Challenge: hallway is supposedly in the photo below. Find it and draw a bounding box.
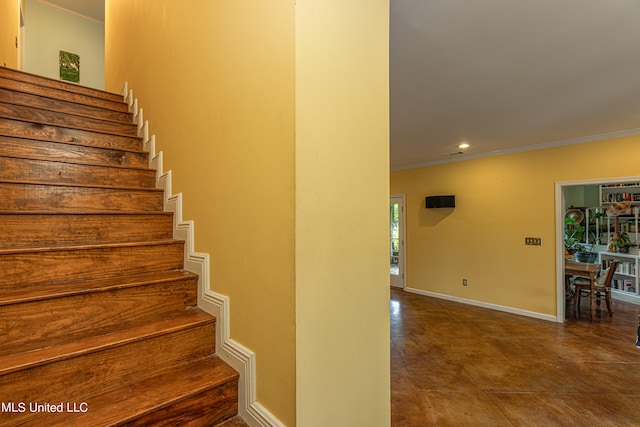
[391,289,640,426]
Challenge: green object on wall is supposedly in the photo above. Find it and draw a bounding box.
[59,50,79,83]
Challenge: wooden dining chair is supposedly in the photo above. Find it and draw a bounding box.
[573,259,618,318]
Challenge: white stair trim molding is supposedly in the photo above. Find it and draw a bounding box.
[127,90,134,112]
[123,83,283,427]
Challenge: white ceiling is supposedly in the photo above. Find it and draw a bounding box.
[39,1,640,170]
[42,0,104,23]
[390,0,640,169]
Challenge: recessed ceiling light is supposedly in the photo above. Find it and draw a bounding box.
[458,142,470,149]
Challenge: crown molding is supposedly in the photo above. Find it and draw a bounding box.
[39,0,105,25]
[391,128,640,171]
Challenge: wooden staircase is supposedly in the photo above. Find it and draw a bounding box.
[0,67,239,426]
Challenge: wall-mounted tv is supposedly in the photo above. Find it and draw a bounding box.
[425,195,455,208]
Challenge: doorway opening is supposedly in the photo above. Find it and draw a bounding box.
[556,176,640,321]
[390,194,406,289]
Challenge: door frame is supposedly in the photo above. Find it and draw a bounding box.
[555,175,640,322]
[390,194,406,289]
[19,4,24,71]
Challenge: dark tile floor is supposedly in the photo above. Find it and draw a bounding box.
[391,289,640,426]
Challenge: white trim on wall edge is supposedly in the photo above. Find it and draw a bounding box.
[611,290,640,304]
[404,287,557,323]
[123,84,284,427]
[38,0,105,25]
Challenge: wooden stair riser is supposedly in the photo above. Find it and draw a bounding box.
[0,85,133,123]
[0,322,216,405]
[1,357,238,427]
[121,381,238,427]
[0,66,124,103]
[0,77,127,113]
[0,102,139,137]
[0,135,149,169]
[0,67,240,426]
[0,118,142,151]
[7,381,239,427]
[0,242,185,288]
[0,183,164,213]
[0,213,173,248]
[0,157,156,188]
[0,279,199,349]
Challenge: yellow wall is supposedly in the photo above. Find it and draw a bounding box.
[105,0,296,423]
[105,0,389,425]
[0,0,19,68]
[295,0,390,425]
[391,134,640,317]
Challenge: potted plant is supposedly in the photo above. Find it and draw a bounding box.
[575,243,598,263]
[613,232,634,253]
[564,217,585,255]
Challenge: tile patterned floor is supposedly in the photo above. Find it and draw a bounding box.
[391,289,640,426]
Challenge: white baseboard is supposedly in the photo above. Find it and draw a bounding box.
[404,287,557,322]
[612,289,640,305]
[124,84,284,427]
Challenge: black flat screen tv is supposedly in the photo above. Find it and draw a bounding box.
[425,195,455,208]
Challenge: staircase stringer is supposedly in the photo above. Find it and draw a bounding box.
[125,83,284,427]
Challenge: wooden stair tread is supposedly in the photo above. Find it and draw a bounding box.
[0,210,172,216]
[0,308,214,375]
[0,179,163,192]
[0,77,128,114]
[0,133,145,154]
[0,66,124,103]
[0,183,165,213]
[0,85,133,124]
[0,118,143,152]
[0,212,174,249]
[45,357,238,427]
[0,238,183,255]
[0,150,153,172]
[0,241,185,289]
[0,134,149,169]
[0,102,139,137]
[0,157,156,189]
[0,270,197,306]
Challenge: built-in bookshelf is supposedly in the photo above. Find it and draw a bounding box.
[600,182,640,204]
[592,183,640,246]
[599,251,640,303]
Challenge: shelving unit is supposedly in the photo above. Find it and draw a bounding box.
[599,251,640,304]
[600,182,640,204]
[590,183,640,246]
